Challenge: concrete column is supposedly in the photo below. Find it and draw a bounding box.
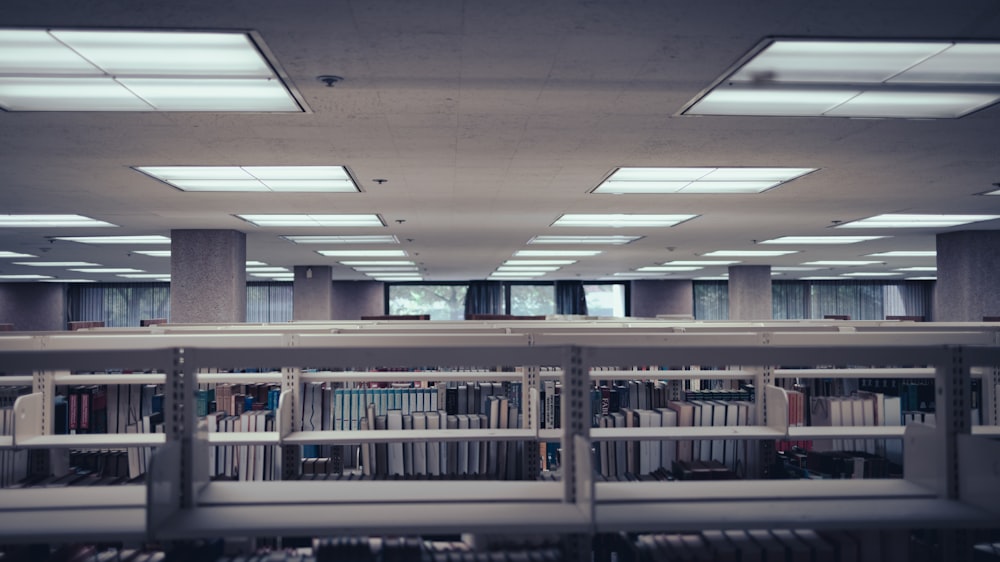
[935,230,1000,321]
[630,280,693,319]
[0,283,66,331]
[293,266,333,321]
[170,229,246,323]
[728,265,772,320]
[331,281,385,320]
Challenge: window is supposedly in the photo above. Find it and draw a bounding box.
[246,282,292,322]
[69,283,170,327]
[509,285,556,316]
[388,284,468,320]
[583,284,627,317]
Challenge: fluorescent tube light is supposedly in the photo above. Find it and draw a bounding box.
[758,236,886,244]
[372,277,422,282]
[664,260,741,266]
[15,261,100,267]
[772,266,824,271]
[0,251,36,258]
[840,272,900,277]
[693,276,729,281]
[895,266,937,272]
[0,274,52,279]
[803,260,882,266]
[0,214,116,227]
[684,39,1000,119]
[352,267,419,272]
[69,268,145,273]
[595,167,816,194]
[133,250,171,257]
[363,272,420,277]
[246,261,268,266]
[836,214,1000,228]
[246,267,289,273]
[552,214,698,227]
[906,277,937,281]
[490,272,545,277]
[284,235,399,244]
[703,250,798,257]
[635,266,704,272]
[54,235,171,244]
[40,278,96,283]
[799,277,845,280]
[866,250,937,257]
[250,273,294,279]
[514,250,602,257]
[237,214,385,227]
[137,166,359,193]
[118,274,171,279]
[612,272,666,277]
[317,250,408,257]
[504,260,578,266]
[527,235,640,245]
[339,261,416,266]
[0,29,303,112]
[496,266,562,272]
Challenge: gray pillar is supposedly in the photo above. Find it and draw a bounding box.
[728,265,772,320]
[331,281,385,320]
[630,280,693,319]
[170,229,246,323]
[0,283,66,331]
[935,230,1000,321]
[293,266,334,321]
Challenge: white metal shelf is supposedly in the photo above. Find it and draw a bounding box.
[283,428,536,445]
[591,426,784,440]
[16,433,165,449]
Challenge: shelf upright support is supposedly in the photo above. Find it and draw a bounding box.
[168,347,197,508]
[281,366,302,480]
[560,346,593,562]
[936,346,974,562]
[523,365,541,481]
[31,370,64,475]
[755,331,775,479]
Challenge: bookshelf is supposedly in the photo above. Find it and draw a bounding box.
[0,321,998,560]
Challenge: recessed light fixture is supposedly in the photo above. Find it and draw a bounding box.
[246,267,289,273]
[693,276,730,281]
[353,267,419,272]
[594,167,816,194]
[317,250,408,257]
[799,276,845,281]
[772,266,824,271]
[664,260,742,266]
[250,273,294,279]
[0,251,36,258]
[703,250,798,257]
[611,272,668,277]
[15,261,100,267]
[363,271,421,277]
[0,214,116,227]
[372,277,423,282]
[836,214,1000,228]
[136,166,358,193]
[245,261,267,267]
[496,266,562,272]
[758,235,887,244]
[237,214,385,227]
[0,29,303,112]
[69,268,145,273]
[895,266,937,272]
[133,250,172,257]
[514,250,602,257]
[803,260,882,266]
[490,272,546,277]
[339,260,416,266]
[0,274,52,279]
[907,277,938,281]
[552,214,698,228]
[528,235,641,245]
[118,273,171,279]
[284,235,399,244]
[840,272,900,277]
[504,260,577,266]
[39,278,95,283]
[866,250,937,257]
[635,266,704,272]
[53,235,170,244]
[684,39,1000,119]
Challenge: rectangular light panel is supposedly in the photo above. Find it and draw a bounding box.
[595,167,816,194]
[0,29,302,112]
[40,278,96,283]
[133,250,172,257]
[353,267,419,272]
[0,214,116,227]
[318,250,408,257]
[0,274,52,279]
[803,260,882,266]
[137,166,359,193]
[237,214,385,227]
[664,260,741,266]
[245,267,289,272]
[0,251,36,258]
[69,268,144,273]
[840,272,900,277]
[504,260,577,266]
[867,250,936,257]
[703,250,798,257]
[684,39,1000,119]
[284,235,399,244]
[836,214,1000,228]
[635,266,704,272]
[758,236,887,244]
[528,235,641,245]
[490,272,545,277]
[117,273,170,279]
[514,250,602,257]
[339,261,415,266]
[895,266,937,271]
[15,261,100,267]
[497,266,562,272]
[552,214,697,227]
[54,235,171,244]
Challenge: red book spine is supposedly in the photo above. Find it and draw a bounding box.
[69,392,79,433]
[81,391,91,431]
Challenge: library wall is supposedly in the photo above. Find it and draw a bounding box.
[0,282,65,331]
[293,265,333,321]
[935,230,1000,321]
[331,281,385,320]
[629,279,693,318]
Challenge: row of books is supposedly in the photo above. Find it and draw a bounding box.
[205,409,280,481]
[778,448,894,479]
[0,404,29,487]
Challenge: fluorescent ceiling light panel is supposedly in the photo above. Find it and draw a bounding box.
[693,276,729,281]
[635,266,704,272]
[612,272,666,277]
[0,214,116,227]
[352,267,419,272]
[504,260,577,266]
[867,250,937,257]
[552,214,697,228]
[496,266,562,272]
[363,272,420,277]
[237,214,385,228]
[841,272,900,277]
[118,274,170,279]
[803,260,882,266]
[528,235,640,245]
[250,273,293,279]
[54,235,171,244]
[246,267,289,272]
[703,250,798,257]
[40,278,95,283]
[490,272,545,277]
[772,266,824,271]
[684,39,1000,118]
[664,260,741,266]
[836,214,1000,228]
[284,235,399,244]
[133,250,171,257]
[69,268,144,273]
[759,235,887,244]
[595,167,815,194]
[0,274,52,279]
[514,250,602,257]
[317,250,408,257]
[339,260,415,266]
[137,166,358,193]
[907,277,937,281]
[374,278,423,282]
[895,266,937,271]
[0,29,302,112]
[15,261,100,267]
[799,277,845,280]
[0,251,36,258]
